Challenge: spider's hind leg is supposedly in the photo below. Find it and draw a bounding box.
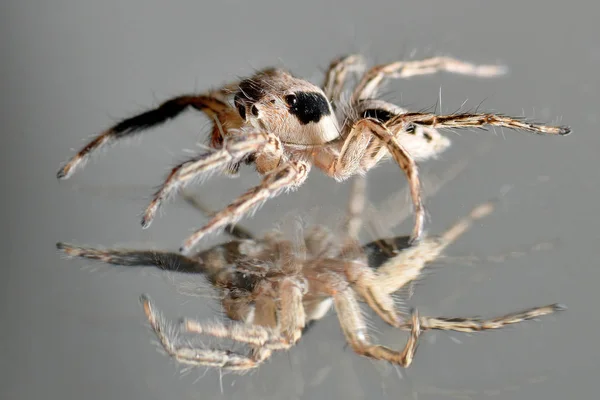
[57,80,244,180]
[56,243,204,273]
[179,159,310,255]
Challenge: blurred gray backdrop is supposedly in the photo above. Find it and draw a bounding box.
[2,1,599,399]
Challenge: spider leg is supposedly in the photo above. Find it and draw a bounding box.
[322,54,366,105]
[352,56,507,102]
[183,284,293,351]
[333,288,422,367]
[342,175,367,240]
[374,200,496,295]
[182,319,289,349]
[149,278,306,371]
[142,131,283,228]
[179,160,310,255]
[365,147,482,237]
[56,242,203,273]
[388,112,571,136]
[55,242,253,290]
[413,303,565,333]
[347,199,495,329]
[368,304,564,366]
[140,295,273,371]
[56,86,242,179]
[180,190,255,240]
[326,118,424,243]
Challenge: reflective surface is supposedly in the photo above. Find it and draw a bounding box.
[2,1,598,399]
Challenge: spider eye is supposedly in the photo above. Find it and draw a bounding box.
[285,94,297,106]
[423,132,433,141]
[237,103,246,120]
[405,123,416,134]
[251,105,259,117]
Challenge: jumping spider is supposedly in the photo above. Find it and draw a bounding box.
[57,54,570,254]
[57,178,563,371]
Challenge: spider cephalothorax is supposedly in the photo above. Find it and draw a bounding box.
[234,68,339,145]
[57,179,564,372]
[57,54,570,254]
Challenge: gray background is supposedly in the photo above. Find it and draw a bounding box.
[2,1,598,399]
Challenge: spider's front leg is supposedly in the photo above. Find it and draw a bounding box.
[142,131,283,228]
[322,117,424,243]
[140,295,275,371]
[179,158,311,255]
[56,78,248,179]
[181,191,255,240]
[146,278,307,371]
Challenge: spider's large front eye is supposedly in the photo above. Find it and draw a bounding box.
[251,105,259,117]
[285,94,297,106]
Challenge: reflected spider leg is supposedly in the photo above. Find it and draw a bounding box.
[372,200,497,298]
[339,178,563,365]
[180,190,255,240]
[141,295,277,371]
[334,289,422,367]
[411,304,565,334]
[140,273,306,371]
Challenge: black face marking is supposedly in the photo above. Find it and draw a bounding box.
[362,108,394,123]
[423,131,433,141]
[287,91,331,125]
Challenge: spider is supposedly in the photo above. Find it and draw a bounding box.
[56,177,563,371]
[56,54,571,254]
